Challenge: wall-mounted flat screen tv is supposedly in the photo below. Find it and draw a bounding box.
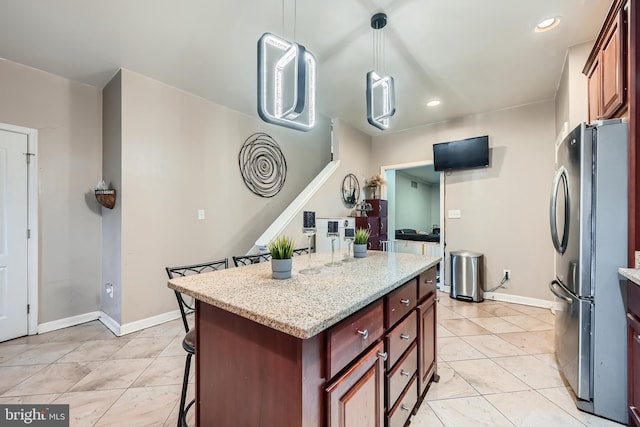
[433,135,489,172]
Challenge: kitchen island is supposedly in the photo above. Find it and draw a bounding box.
[168,251,440,427]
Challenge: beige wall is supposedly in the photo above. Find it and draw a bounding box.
[555,41,592,137]
[0,58,103,323]
[282,119,373,247]
[372,101,556,301]
[106,69,331,324]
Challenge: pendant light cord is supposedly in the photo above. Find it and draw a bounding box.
[282,0,297,41]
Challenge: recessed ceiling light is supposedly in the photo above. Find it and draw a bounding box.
[426,100,441,107]
[535,17,560,32]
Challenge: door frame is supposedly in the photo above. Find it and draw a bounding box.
[0,122,38,335]
[380,160,445,288]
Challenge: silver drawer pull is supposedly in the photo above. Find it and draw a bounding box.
[426,279,434,284]
[357,329,369,340]
[400,299,410,306]
[635,334,640,344]
[400,404,410,412]
[400,370,410,377]
[377,351,388,361]
[400,334,410,341]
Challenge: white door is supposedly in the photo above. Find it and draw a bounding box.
[0,129,28,342]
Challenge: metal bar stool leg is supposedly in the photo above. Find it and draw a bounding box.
[178,352,192,427]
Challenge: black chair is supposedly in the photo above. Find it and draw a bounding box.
[292,247,310,256]
[166,258,228,427]
[232,253,271,267]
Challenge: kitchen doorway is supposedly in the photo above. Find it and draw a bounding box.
[380,161,446,290]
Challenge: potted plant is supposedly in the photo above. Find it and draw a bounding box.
[353,228,370,258]
[268,235,295,279]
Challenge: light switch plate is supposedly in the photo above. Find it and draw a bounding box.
[448,209,461,219]
[198,209,205,220]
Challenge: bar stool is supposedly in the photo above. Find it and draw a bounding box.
[166,258,228,427]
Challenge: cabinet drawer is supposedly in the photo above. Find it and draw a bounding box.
[386,279,417,328]
[387,375,418,427]
[386,310,417,369]
[366,199,388,217]
[386,342,417,409]
[327,300,384,379]
[418,267,437,301]
[630,282,640,317]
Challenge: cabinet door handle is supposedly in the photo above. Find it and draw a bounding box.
[426,279,434,284]
[400,370,410,377]
[634,334,640,344]
[357,329,369,340]
[400,404,410,412]
[377,351,388,361]
[368,241,372,249]
[400,299,410,306]
[400,334,410,341]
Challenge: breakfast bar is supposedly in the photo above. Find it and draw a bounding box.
[168,251,440,427]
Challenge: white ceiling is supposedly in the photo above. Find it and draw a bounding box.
[0,0,610,136]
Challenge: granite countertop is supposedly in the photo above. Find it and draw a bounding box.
[168,251,440,339]
[619,268,640,286]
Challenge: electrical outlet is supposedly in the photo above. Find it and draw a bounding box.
[503,270,511,280]
[198,209,206,220]
[105,283,113,298]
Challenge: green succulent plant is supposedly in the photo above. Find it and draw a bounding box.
[354,228,371,245]
[268,235,295,259]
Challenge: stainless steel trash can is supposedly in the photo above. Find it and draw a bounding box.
[450,250,484,302]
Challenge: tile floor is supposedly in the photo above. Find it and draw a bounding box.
[0,292,626,426]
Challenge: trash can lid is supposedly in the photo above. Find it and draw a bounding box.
[450,250,483,258]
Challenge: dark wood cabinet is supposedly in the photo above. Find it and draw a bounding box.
[628,282,640,426]
[418,293,437,396]
[356,199,388,250]
[585,1,627,122]
[326,342,385,427]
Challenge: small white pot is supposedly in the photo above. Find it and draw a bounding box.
[353,244,367,258]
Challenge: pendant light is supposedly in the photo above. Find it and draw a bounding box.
[257,1,316,132]
[366,12,396,130]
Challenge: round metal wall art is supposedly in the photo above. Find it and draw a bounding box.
[238,133,287,198]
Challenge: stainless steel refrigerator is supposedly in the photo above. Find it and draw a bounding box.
[549,120,628,424]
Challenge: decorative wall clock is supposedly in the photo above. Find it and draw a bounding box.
[341,173,360,208]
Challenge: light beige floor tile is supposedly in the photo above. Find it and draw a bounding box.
[497,330,555,354]
[537,387,625,426]
[91,329,139,341]
[6,329,67,345]
[468,317,525,334]
[486,389,584,426]
[427,396,514,427]
[93,385,181,427]
[425,362,479,401]
[462,335,527,358]
[131,356,184,387]
[163,386,195,427]
[439,319,492,336]
[109,337,173,360]
[48,321,107,343]
[2,363,93,396]
[448,304,494,318]
[158,335,188,357]
[437,325,454,338]
[135,320,184,338]
[1,342,81,366]
[57,339,128,363]
[510,304,554,317]
[437,337,486,362]
[70,358,153,392]
[0,364,47,394]
[0,394,60,404]
[493,355,565,389]
[536,310,556,325]
[409,401,445,427]
[54,389,125,427]
[436,306,465,320]
[0,344,32,364]
[448,359,529,394]
[500,315,554,331]
[475,304,523,317]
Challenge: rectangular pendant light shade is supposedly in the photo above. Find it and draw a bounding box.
[366,70,396,130]
[258,33,316,131]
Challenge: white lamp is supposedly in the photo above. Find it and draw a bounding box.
[366,13,396,130]
[258,33,316,131]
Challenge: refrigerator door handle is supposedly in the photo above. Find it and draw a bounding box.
[550,167,570,255]
[549,280,572,303]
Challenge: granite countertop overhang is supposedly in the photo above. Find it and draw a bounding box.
[619,267,640,286]
[168,251,440,339]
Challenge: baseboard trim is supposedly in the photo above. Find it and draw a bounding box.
[38,311,101,334]
[481,292,553,308]
[99,310,182,336]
